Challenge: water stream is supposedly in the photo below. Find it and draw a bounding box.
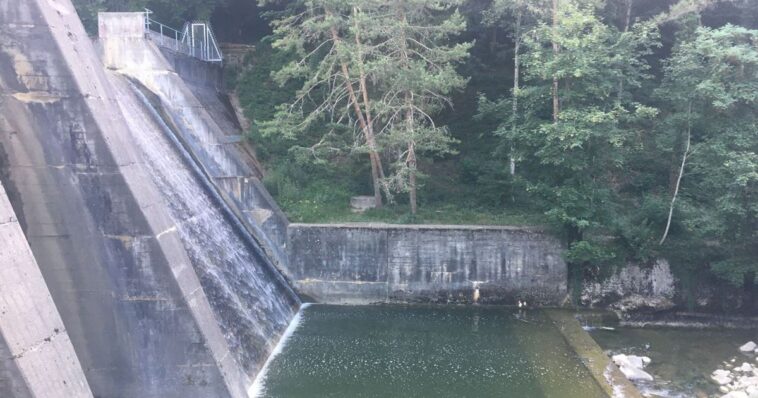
[109,72,298,375]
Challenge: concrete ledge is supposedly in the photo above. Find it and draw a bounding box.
[544,310,643,398]
[295,280,389,304]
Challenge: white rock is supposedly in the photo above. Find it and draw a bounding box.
[713,369,734,385]
[740,363,754,372]
[627,355,646,369]
[619,365,654,382]
[721,386,731,393]
[721,391,748,398]
[740,342,757,352]
[734,375,758,390]
[641,356,651,365]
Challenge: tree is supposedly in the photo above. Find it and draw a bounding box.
[656,24,758,307]
[265,0,470,214]
[373,0,471,215]
[482,0,660,299]
[263,0,390,208]
[481,0,534,177]
[72,0,225,34]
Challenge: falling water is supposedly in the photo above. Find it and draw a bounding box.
[108,73,299,376]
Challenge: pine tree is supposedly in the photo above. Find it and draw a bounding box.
[263,0,390,208]
[372,0,471,215]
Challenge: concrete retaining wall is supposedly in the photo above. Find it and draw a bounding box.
[288,224,568,305]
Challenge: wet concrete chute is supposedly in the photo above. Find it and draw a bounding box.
[0,2,652,398]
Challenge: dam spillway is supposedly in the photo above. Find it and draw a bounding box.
[0,3,613,398]
[0,2,299,397]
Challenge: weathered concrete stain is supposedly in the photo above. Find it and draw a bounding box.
[0,2,259,397]
[0,179,92,398]
[288,223,568,305]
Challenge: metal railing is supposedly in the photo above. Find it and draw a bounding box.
[143,9,223,63]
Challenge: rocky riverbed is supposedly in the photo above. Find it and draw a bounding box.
[708,341,758,398]
[591,327,757,398]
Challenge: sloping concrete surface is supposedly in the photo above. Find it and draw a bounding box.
[106,70,299,381]
[0,181,92,398]
[0,1,265,396]
[96,13,291,277]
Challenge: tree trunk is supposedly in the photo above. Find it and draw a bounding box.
[408,143,417,215]
[353,7,391,204]
[397,6,418,215]
[405,92,417,215]
[618,0,633,99]
[552,0,560,122]
[660,101,692,245]
[510,9,522,176]
[329,23,385,208]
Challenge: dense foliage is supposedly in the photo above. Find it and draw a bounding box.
[73,0,227,33]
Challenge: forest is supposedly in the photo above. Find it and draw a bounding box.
[73,0,757,308]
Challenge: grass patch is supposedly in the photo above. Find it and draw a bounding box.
[281,198,546,226]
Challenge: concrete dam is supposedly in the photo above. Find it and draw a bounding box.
[0,2,569,397]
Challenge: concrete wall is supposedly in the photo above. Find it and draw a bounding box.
[0,181,92,398]
[288,224,568,305]
[0,3,277,397]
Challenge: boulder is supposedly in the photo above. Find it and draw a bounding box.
[734,376,758,390]
[349,196,377,213]
[619,365,654,382]
[613,353,654,382]
[713,369,733,385]
[739,363,754,373]
[740,342,757,352]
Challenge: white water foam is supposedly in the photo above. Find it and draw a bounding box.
[248,302,313,398]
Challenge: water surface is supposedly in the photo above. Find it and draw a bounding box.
[257,304,607,398]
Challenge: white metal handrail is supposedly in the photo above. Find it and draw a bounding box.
[143,9,223,63]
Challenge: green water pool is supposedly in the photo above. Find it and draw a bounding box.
[253,304,607,398]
